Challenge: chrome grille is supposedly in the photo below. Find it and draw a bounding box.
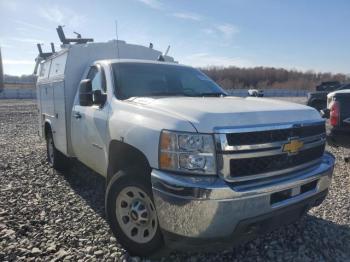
[226,124,325,146]
[215,121,326,182]
[229,144,325,178]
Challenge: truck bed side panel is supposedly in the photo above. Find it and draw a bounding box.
[37,52,69,156]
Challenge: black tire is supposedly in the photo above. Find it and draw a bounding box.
[46,131,70,171]
[105,169,163,257]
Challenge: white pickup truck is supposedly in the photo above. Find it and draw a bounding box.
[36,39,335,256]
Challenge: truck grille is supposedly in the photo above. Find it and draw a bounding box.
[226,124,325,146]
[215,121,326,182]
[229,144,325,178]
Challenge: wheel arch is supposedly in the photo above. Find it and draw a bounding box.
[44,120,52,140]
[107,140,152,184]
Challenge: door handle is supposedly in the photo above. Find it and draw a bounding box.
[74,112,82,119]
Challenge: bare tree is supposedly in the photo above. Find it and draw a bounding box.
[201,66,349,90]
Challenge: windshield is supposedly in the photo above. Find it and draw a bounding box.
[112,62,227,99]
[338,84,350,90]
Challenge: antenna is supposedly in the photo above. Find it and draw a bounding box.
[0,47,4,92]
[115,20,120,59]
[114,20,122,92]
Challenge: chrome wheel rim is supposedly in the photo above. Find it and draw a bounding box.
[47,137,54,164]
[116,186,158,244]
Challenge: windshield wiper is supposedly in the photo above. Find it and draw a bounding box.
[195,92,227,97]
[147,92,227,97]
[148,92,186,97]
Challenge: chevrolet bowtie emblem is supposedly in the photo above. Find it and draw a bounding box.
[283,138,304,154]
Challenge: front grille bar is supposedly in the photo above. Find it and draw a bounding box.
[214,120,325,152]
[215,133,326,159]
[214,121,326,183]
[218,156,322,182]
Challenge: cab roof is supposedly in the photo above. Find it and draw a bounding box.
[95,59,188,68]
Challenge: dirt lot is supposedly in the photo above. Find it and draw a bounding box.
[0,99,349,262]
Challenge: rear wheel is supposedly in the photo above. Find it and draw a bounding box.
[105,169,163,256]
[46,131,70,171]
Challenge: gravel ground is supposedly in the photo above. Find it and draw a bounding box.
[0,99,349,262]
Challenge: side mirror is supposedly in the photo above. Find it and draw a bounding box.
[92,90,107,106]
[321,108,330,119]
[79,79,92,106]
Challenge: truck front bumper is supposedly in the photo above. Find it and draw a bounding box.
[151,153,335,249]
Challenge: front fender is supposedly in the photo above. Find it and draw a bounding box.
[107,99,196,168]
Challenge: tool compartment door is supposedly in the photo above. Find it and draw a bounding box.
[37,60,54,138]
[49,53,68,155]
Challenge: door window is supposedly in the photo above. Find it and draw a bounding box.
[87,65,107,105]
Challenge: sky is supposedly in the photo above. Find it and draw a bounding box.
[0,0,349,76]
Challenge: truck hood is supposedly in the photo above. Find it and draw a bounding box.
[308,91,328,97]
[128,96,321,133]
[328,89,350,97]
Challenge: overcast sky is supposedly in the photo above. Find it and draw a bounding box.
[1,0,349,76]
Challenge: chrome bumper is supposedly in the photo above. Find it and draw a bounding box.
[151,153,335,242]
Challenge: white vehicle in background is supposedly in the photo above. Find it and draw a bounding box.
[36,27,335,257]
[248,88,264,97]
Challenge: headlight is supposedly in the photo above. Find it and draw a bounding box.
[159,130,216,175]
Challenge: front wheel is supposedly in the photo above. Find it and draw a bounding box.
[105,169,163,256]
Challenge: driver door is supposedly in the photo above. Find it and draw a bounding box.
[71,65,109,175]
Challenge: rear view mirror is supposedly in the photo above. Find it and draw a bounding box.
[321,108,330,119]
[79,79,92,106]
